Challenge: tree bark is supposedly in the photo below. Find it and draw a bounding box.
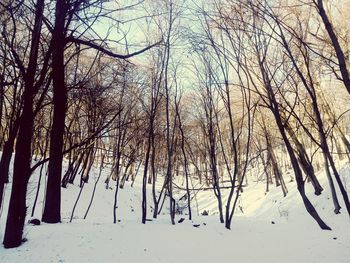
[316,0,350,94]
[42,0,68,224]
[3,0,45,248]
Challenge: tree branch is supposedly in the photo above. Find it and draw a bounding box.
[65,36,162,59]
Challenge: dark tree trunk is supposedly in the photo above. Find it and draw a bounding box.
[277,19,347,216]
[3,64,33,247]
[312,103,346,214]
[0,102,21,211]
[261,154,270,193]
[297,154,323,195]
[31,163,46,217]
[3,173,30,248]
[316,0,350,95]
[69,152,85,184]
[62,152,79,187]
[3,0,45,248]
[142,129,152,224]
[176,102,192,220]
[0,144,13,209]
[273,108,331,230]
[84,156,105,219]
[284,123,323,195]
[0,128,17,183]
[42,0,67,224]
[151,136,160,219]
[323,156,341,213]
[266,134,287,197]
[257,56,331,230]
[70,181,85,222]
[209,134,224,224]
[0,85,3,148]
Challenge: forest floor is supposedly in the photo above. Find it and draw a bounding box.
[0,160,350,263]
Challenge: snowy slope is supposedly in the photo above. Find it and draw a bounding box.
[0,160,349,263]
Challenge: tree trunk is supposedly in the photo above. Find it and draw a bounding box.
[42,0,67,224]
[3,0,45,248]
[317,0,350,94]
[258,57,331,229]
[274,110,331,229]
[0,121,19,184]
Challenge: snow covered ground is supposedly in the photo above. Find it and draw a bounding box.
[0,161,350,263]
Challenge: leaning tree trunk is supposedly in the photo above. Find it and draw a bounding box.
[270,104,331,230]
[273,109,331,229]
[3,0,45,248]
[258,57,331,229]
[313,103,349,216]
[284,123,323,195]
[316,0,350,95]
[266,134,288,197]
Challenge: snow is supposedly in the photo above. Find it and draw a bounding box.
[0,160,350,263]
